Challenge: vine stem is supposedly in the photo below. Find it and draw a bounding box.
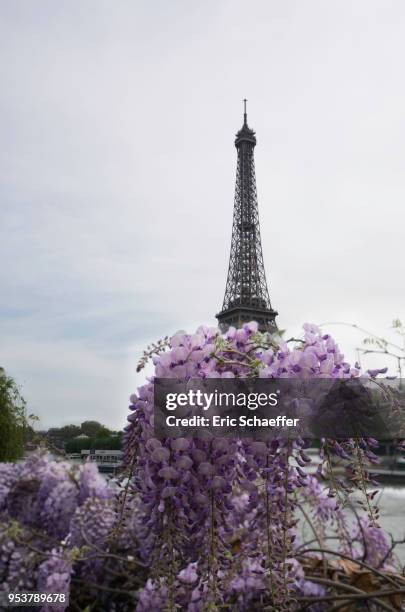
[354,439,377,527]
[294,588,403,610]
[294,494,328,577]
[207,488,218,610]
[211,354,253,369]
[296,549,402,588]
[317,321,404,353]
[166,503,176,612]
[281,441,292,608]
[303,574,393,601]
[265,453,275,601]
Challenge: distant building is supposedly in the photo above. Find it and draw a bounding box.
[80,449,122,474]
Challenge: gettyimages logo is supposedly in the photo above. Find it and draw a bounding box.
[154,377,405,440]
[165,389,280,411]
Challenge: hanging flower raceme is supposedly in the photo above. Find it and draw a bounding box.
[123,321,390,609]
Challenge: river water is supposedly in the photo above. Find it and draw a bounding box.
[374,484,405,563]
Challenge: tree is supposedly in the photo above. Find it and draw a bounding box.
[80,421,112,438]
[65,432,122,453]
[90,435,122,450]
[65,437,90,454]
[0,367,27,461]
[57,424,81,443]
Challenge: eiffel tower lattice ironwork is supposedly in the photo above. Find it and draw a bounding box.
[216,101,278,333]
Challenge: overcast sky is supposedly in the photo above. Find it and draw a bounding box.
[1,1,404,429]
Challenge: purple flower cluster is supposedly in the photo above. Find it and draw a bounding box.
[351,517,392,568]
[0,321,396,611]
[37,549,72,611]
[123,322,380,609]
[0,452,116,610]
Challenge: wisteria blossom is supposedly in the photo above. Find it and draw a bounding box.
[0,322,402,611]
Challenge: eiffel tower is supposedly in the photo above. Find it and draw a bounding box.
[216,101,278,333]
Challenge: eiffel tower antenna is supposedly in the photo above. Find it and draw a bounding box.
[216,102,278,333]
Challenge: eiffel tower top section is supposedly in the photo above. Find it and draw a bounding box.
[216,101,278,333]
[235,98,256,146]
